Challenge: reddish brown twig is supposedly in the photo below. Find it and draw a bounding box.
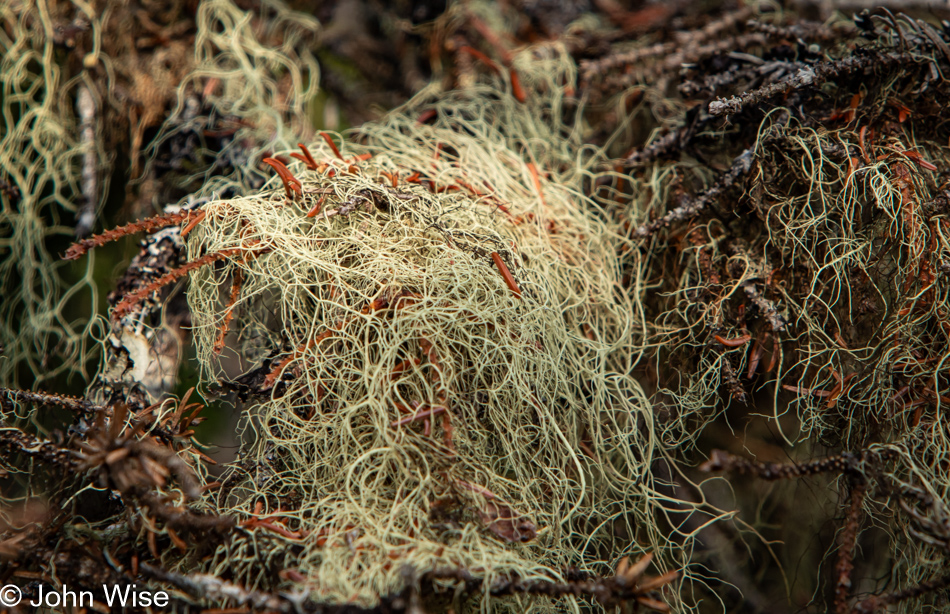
[708,53,901,117]
[63,210,191,260]
[0,388,103,416]
[114,247,264,319]
[0,428,75,470]
[719,354,747,403]
[700,449,857,480]
[835,482,866,614]
[424,564,677,610]
[632,148,754,239]
[213,268,245,355]
[853,573,950,613]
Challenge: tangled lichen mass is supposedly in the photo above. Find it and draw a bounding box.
[4,1,950,613]
[185,59,676,607]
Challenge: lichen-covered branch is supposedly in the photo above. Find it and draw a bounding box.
[632,148,754,239]
[709,51,902,116]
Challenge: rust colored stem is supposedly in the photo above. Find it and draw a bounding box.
[490,251,522,299]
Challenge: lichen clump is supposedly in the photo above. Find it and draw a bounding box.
[185,51,674,608]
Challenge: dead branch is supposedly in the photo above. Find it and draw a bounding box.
[1,388,104,417]
[835,483,866,614]
[709,51,904,117]
[633,148,754,239]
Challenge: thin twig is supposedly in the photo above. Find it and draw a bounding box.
[114,246,265,319]
[213,268,245,355]
[633,148,754,239]
[64,210,193,260]
[709,51,904,116]
[852,572,950,613]
[700,449,855,480]
[1,388,104,416]
[835,482,866,614]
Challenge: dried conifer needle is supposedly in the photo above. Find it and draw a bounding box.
[457,45,501,74]
[746,339,764,379]
[714,333,752,347]
[767,335,780,372]
[263,329,334,390]
[320,132,344,160]
[901,150,938,171]
[380,171,399,187]
[389,358,421,380]
[526,162,545,206]
[510,68,527,103]
[291,143,318,170]
[491,251,522,299]
[262,288,408,389]
[459,181,490,198]
[305,195,327,218]
[466,12,513,65]
[180,210,207,237]
[262,158,302,198]
[391,405,446,428]
[417,109,437,124]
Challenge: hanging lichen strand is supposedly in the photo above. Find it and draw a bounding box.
[0,1,100,386]
[182,46,684,610]
[0,0,322,388]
